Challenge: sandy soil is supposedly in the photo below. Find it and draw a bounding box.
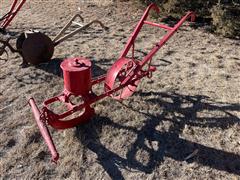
[0,0,240,179]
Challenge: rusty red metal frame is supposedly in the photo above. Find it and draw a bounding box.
[0,0,26,30]
[29,3,195,163]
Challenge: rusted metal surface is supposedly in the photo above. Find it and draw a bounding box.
[29,3,195,162]
[21,30,54,65]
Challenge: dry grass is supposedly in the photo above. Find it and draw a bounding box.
[211,4,240,38]
[0,0,240,179]
[136,0,240,38]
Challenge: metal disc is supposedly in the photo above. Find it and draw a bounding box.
[22,32,54,65]
[104,57,140,100]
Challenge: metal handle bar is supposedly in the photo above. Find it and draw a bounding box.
[53,14,108,46]
[29,98,59,163]
[139,11,195,68]
[119,3,160,58]
[1,0,26,29]
[143,12,195,31]
[53,14,84,44]
[120,3,195,68]
[144,21,173,30]
[115,3,195,87]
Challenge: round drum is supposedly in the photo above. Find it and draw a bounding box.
[18,30,54,65]
[61,57,92,96]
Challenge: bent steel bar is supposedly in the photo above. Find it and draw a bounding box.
[113,4,195,87]
[53,13,109,46]
[144,21,173,30]
[29,98,59,163]
[0,0,17,23]
[120,2,195,67]
[119,3,160,58]
[53,13,84,45]
[54,20,109,46]
[1,0,26,29]
[140,11,195,67]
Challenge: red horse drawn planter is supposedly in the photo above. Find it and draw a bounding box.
[29,3,195,162]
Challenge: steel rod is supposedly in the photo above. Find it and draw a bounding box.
[1,0,26,29]
[29,98,59,163]
[144,20,173,30]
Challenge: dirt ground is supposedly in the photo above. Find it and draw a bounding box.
[0,0,240,179]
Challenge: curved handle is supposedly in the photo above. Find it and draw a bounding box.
[120,3,160,58]
[87,20,109,31]
[53,13,84,44]
[28,98,59,163]
[53,18,109,46]
[147,3,160,14]
[173,11,196,30]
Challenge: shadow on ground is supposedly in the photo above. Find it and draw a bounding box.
[75,91,240,179]
[36,58,107,78]
[14,58,107,84]
[17,56,239,178]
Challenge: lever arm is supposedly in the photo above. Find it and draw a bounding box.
[29,98,59,163]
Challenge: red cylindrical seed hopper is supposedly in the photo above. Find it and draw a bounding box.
[61,57,92,96]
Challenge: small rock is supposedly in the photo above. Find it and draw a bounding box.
[151,141,159,151]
